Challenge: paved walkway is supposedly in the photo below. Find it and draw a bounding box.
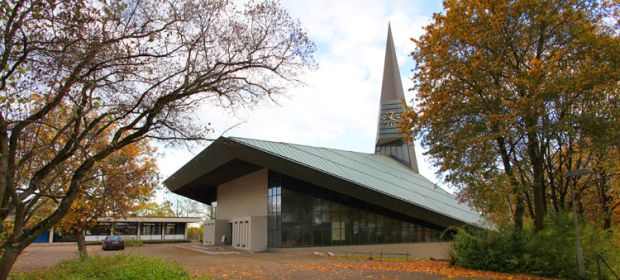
[179,244,243,255]
[14,243,548,280]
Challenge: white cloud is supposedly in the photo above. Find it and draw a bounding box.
[156,0,447,191]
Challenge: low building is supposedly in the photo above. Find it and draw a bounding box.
[164,25,486,258]
[33,216,201,243]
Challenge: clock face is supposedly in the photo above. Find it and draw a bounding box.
[382,110,398,127]
[377,101,406,145]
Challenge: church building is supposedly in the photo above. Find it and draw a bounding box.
[164,25,484,257]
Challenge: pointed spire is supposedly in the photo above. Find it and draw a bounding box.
[380,23,406,102]
[374,24,419,173]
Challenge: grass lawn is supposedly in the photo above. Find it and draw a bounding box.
[11,254,211,280]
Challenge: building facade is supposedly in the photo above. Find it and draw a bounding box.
[33,217,200,243]
[164,25,486,256]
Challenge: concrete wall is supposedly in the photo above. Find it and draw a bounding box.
[213,169,268,251]
[230,216,267,252]
[250,216,267,252]
[204,220,231,245]
[216,169,268,220]
[139,235,162,241]
[204,221,215,245]
[270,242,453,260]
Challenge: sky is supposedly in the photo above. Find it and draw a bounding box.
[156,0,448,200]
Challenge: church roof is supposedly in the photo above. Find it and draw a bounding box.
[164,136,486,228]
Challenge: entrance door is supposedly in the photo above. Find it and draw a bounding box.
[226,223,232,245]
[33,232,49,243]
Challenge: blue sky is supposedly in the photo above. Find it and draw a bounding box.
[157,0,449,196]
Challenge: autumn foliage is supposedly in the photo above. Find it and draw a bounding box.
[401,0,620,278]
[58,138,159,257]
[295,261,552,280]
[403,0,620,231]
[4,98,160,257]
[0,0,315,277]
[59,140,158,233]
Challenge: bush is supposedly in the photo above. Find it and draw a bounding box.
[124,238,144,247]
[452,212,619,279]
[187,226,203,241]
[11,254,196,280]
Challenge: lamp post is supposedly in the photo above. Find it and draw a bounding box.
[565,168,592,279]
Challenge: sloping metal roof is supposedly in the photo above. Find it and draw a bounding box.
[164,136,486,228]
[226,137,485,226]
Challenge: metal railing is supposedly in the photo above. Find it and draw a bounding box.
[596,253,619,280]
[343,250,413,261]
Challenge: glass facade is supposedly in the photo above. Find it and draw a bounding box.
[140,222,162,235]
[267,171,448,248]
[164,222,185,235]
[267,183,282,247]
[86,222,112,235]
[114,222,138,235]
[53,228,77,242]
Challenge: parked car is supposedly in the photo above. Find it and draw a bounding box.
[102,235,125,250]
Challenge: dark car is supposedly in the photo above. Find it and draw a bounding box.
[102,235,125,250]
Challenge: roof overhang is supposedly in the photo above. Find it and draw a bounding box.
[164,137,472,229]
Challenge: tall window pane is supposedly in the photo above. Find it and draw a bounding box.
[268,170,448,248]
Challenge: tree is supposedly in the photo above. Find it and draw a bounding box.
[403,0,619,231]
[13,102,159,258]
[574,147,620,230]
[137,194,211,220]
[136,201,175,217]
[0,0,315,277]
[57,139,158,258]
[167,192,211,220]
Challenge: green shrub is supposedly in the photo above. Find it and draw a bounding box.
[124,238,144,247]
[452,212,619,279]
[11,254,193,280]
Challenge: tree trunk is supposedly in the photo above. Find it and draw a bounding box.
[513,193,525,231]
[496,136,526,230]
[0,114,9,220]
[525,120,545,231]
[596,173,613,230]
[603,212,612,230]
[0,246,23,280]
[530,158,545,230]
[77,230,88,259]
[524,191,535,219]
